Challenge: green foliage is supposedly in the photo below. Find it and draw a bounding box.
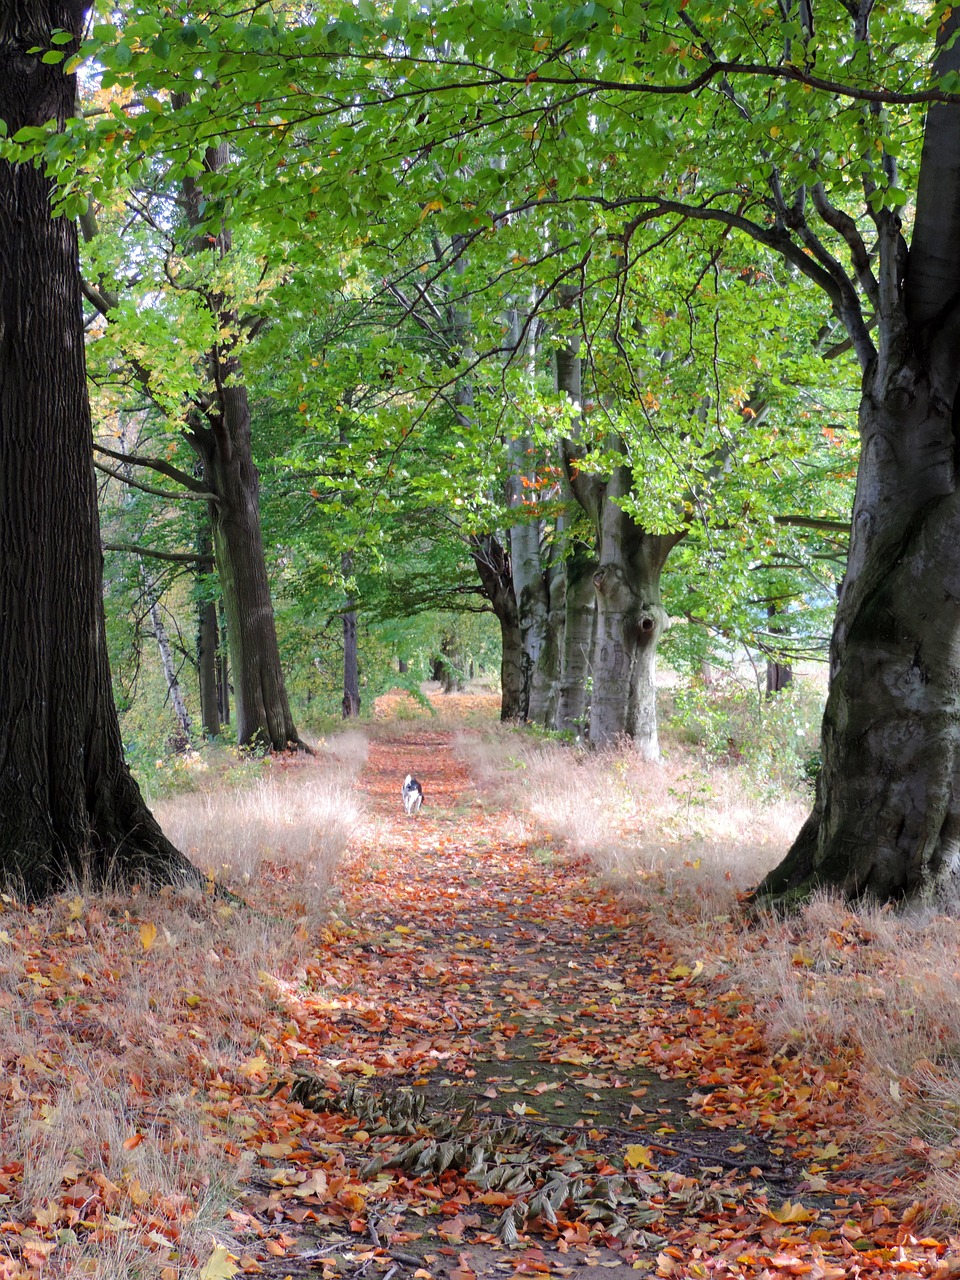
[664,673,825,795]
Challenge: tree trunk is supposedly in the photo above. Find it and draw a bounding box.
[342,549,360,718]
[756,367,960,905]
[755,14,960,909]
[765,605,793,697]
[0,4,197,896]
[217,599,230,725]
[470,533,523,720]
[145,579,192,742]
[561,420,681,752]
[177,130,305,753]
[197,594,221,737]
[528,532,566,727]
[588,466,679,758]
[556,539,597,735]
[195,387,304,750]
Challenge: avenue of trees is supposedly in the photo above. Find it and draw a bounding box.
[4,0,959,909]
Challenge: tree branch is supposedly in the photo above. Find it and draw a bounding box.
[93,460,216,503]
[94,442,212,494]
[103,541,215,566]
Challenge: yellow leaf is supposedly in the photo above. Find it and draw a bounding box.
[240,1054,269,1077]
[418,199,444,222]
[668,964,691,979]
[763,1199,816,1224]
[199,1245,241,1280]
[68,896,85,920]
[770,124,781,137]
[139,922,157,952]
[185,993,201,1008]
[625,1144,656,1169]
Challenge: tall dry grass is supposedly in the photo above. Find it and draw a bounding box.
[461,726,960,1219]
[0,731,368,1276]
[153,730,367,893]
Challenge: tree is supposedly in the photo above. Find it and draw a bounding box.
[63,1,960,902]
[0,1,196,897]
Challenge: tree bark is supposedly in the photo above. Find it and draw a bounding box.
[342,553,360,718]
[556,539,597,734]
[0,3,197,896]
[555,290,681,753]
[145,577,192,743]
[196,518,222,738]
[756,12,960,906]
[588,466,680,758]
[193,386,304,750]
[528,532,566,728]
[470,533,523,720]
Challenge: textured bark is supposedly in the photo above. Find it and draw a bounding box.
[757,14,960,906]
[195,518,222,738]
[556,287,681,753]
[342,608,360,717]
[342,551,360,718]
[217,599,231,726]
[194,385,304,750]
[528,534,566,728]
[556,540,597,734]
[470,534,523,720]
[757,368,960,906]
[0,4,197,896]
[587,465,680,758]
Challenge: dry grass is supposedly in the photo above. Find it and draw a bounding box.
[152,730,367,894]
[0,732,369,1276]
[461,725,960,1218]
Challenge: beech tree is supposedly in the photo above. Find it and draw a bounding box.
[51,1,960,903]
[0,1,197,896]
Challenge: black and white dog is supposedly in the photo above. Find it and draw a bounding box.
[401,774,424,816]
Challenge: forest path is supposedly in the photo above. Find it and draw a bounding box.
[246,730,926,1280]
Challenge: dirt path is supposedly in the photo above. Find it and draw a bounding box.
[246,731,927,1279]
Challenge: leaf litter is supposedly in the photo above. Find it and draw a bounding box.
[0,722,958,1277]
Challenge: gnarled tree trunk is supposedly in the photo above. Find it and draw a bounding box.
[0,2,197,896]
[757,18,960,907]
[588,468,680,757]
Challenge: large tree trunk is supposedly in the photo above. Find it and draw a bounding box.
[588,468,679,758]
[470,533,523,720]
[528,533,566,728]
[0,4,197,896]
[757,19,960,907]
[556,539,597,734]
[757,365,960,906]
[556,298,681,753]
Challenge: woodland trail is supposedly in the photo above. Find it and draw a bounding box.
[246,730,950,1280]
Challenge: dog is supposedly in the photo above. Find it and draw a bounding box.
[402,774,424,816]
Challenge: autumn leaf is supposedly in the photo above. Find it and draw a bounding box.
[139,921,157,951]
[761,1200,817,1224]
[198,1244,241,1279]
[624,1144,656,1169]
